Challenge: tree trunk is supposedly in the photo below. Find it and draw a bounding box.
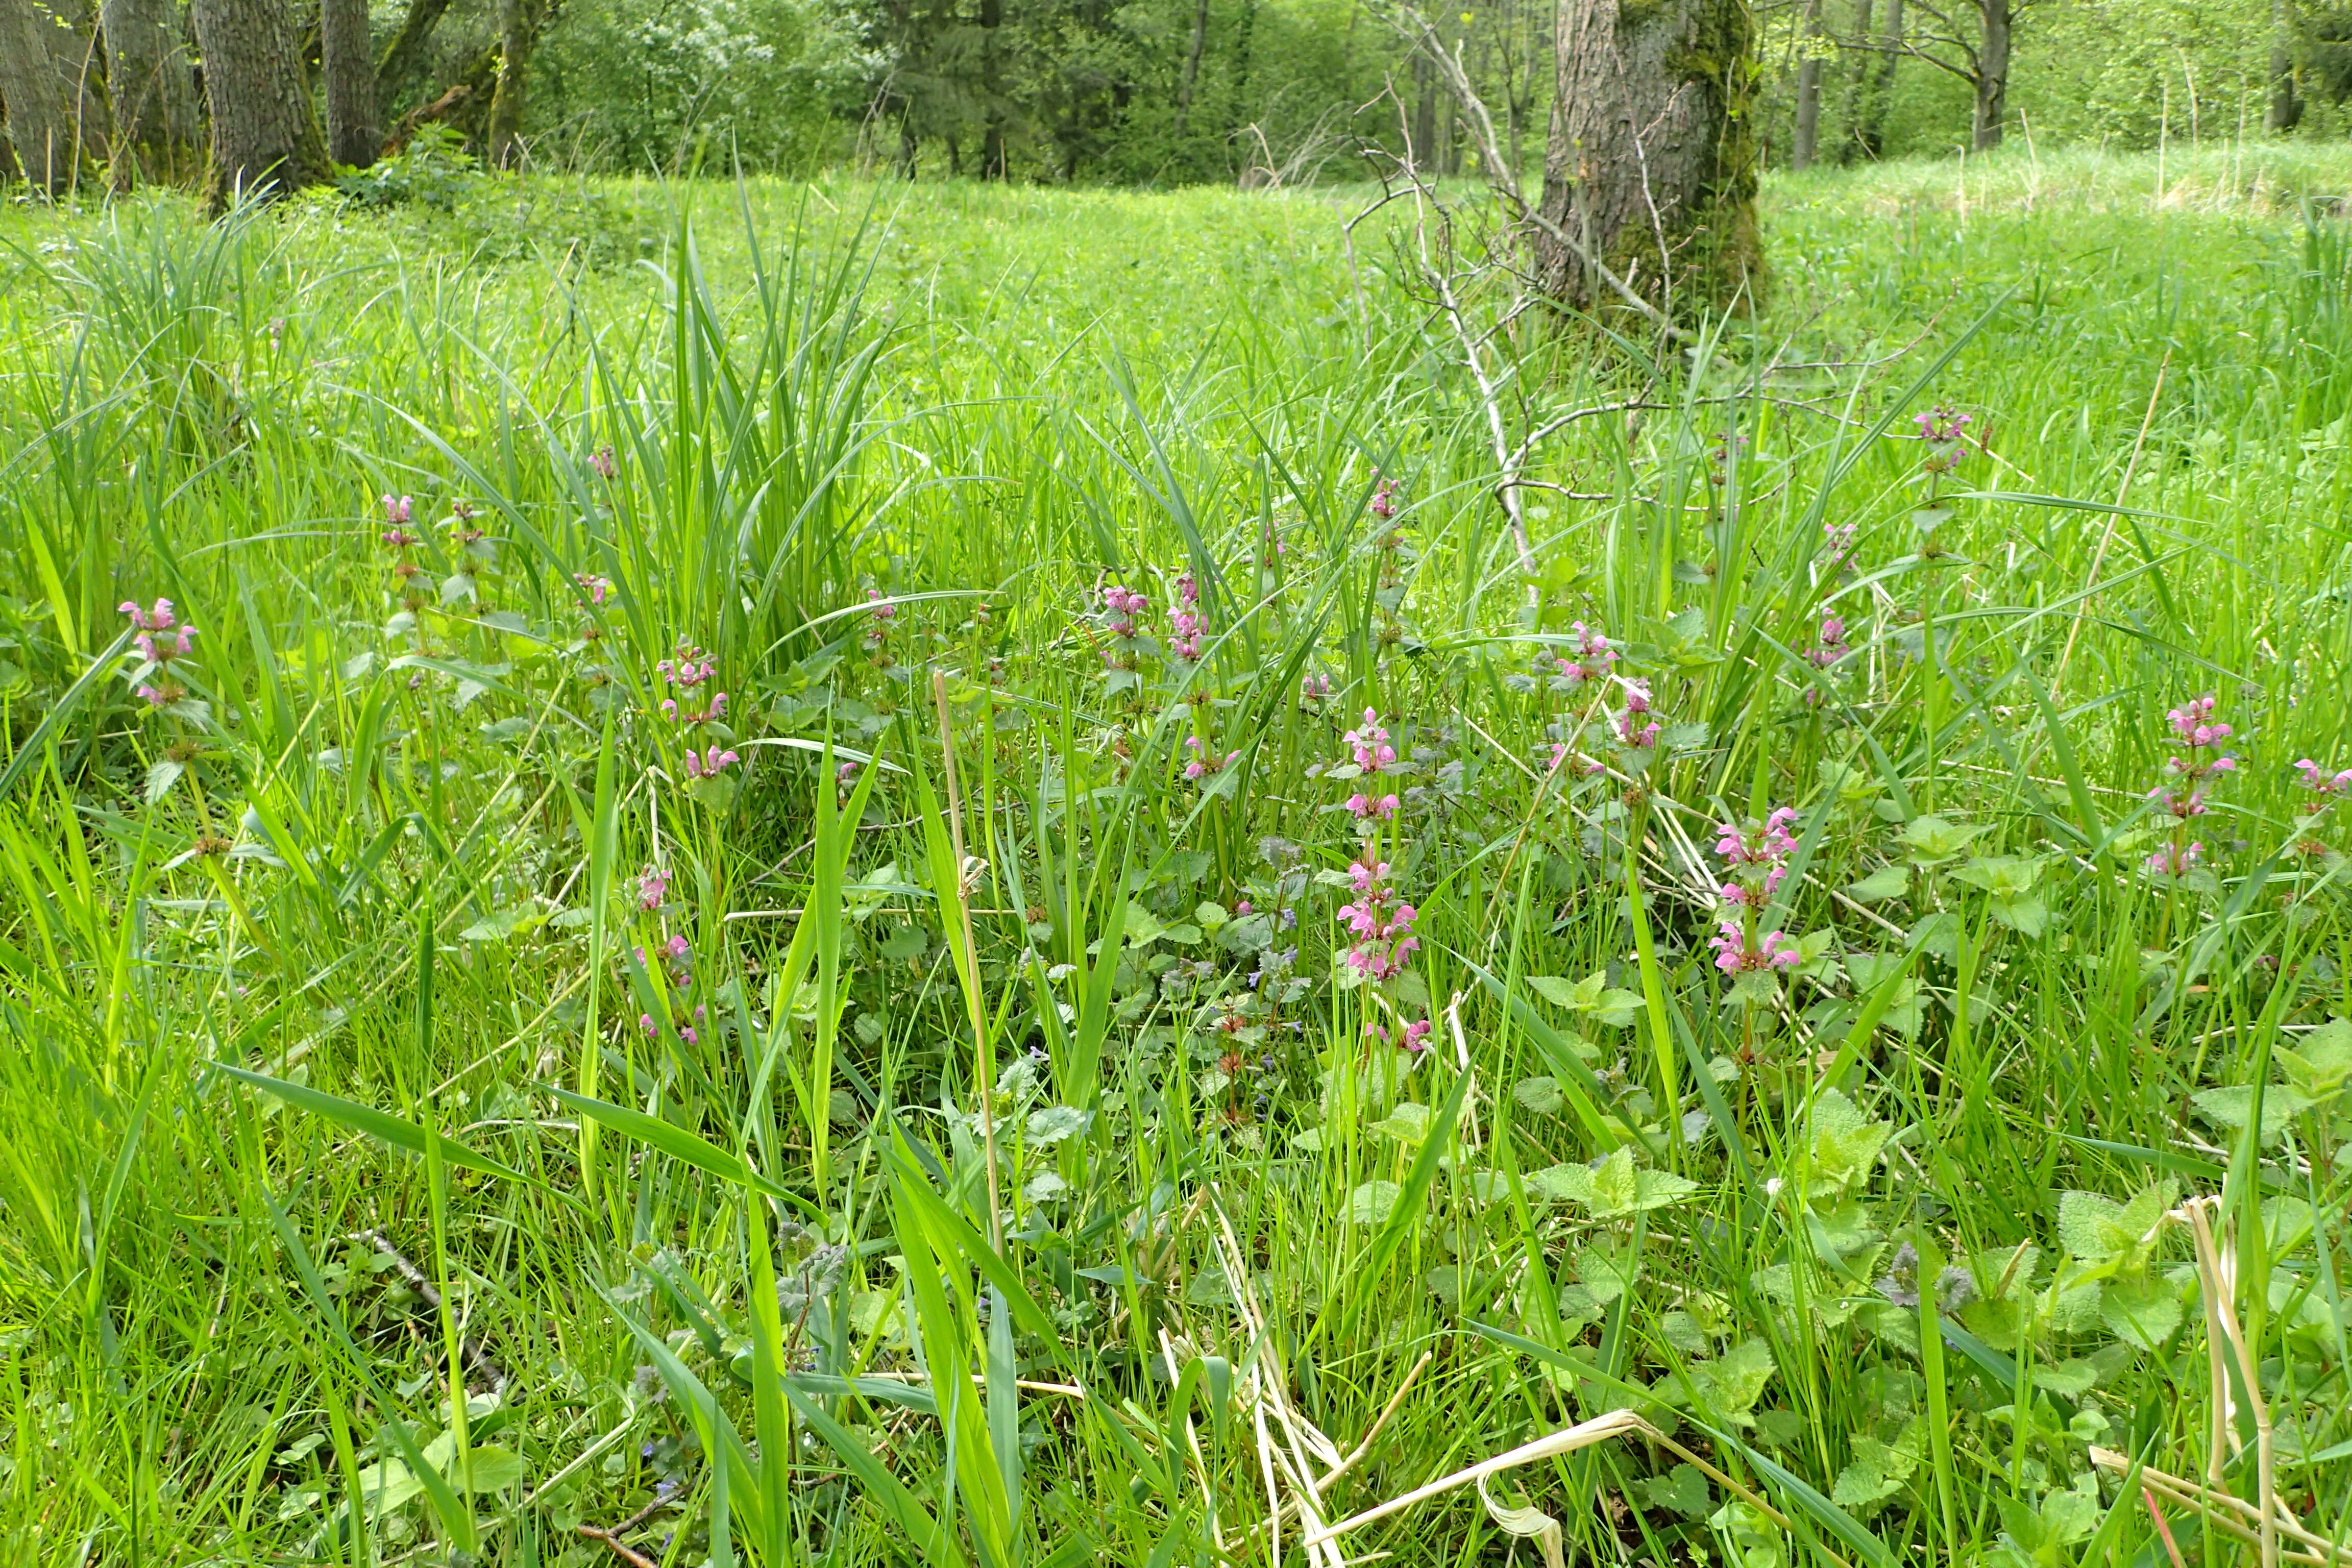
[978,0,1005,176]
[374,0,453,113]
[191,0,328,204]
[322,0,380,164]
[483,0,542,168]
[1836,0,1870,161]
[2269,0,2301,132]
[1791,0,1822,168]
[102,0,203,182]
[1971,0,2007,149]
[1536,0,1763,317]
[1859,0,1898,154]
[1411,47,1436,167]
[1174,0,1208,135]
[0,0,81,190]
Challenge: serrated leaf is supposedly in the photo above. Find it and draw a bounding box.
[2189,1085,2306,1146]
[1346,1180,1401,1224]
[1898,814,1987,866]
[1024,1106,1089,1145]
[1513,1076,1564,1115]
[1845,864,1909,903]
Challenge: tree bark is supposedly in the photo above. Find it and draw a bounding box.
[322,0,380,164]
[1791,0,1822,168]
[2269,0,2302,132]
[0,0,80,190]
[102,0,203,182]
[1971,0,2007,149]
[483,0,542,167]
[1859,0,1898,154]
[1835,0,1870,161]
[1536,0,1763,317]
[1174,0,1209,135]
[978,0,1005,177]
[190,0,329,205]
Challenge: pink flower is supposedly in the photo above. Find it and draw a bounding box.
[638,865,670,910]
[1345,791,1401,822]
[136,683,172,707]
[1344,708,1398,773]
[2148,785,2207,820]
[382,494,413,524]
[574,573,612,605]
[1402,1019,1432,1052]
[1823,521,1857,568]
[1235,899,1253,915]
[2147,842,2203,878]
[658,649,716,690]
[2295,758,2352,796]
[1337,859,1419,980]
[381,527,419,549]
[588,446,617,480]
[120,598,176,632]
[683,746,739,779]
[1370,478,1400,521]
[1807,614,1850,669]
[1916,405,1972,443]
[1100,584,1148,641]
[1711,921,1800,974]
[1169,602,1207,662]
[664,934,691,961]
[1301,673,1332,701]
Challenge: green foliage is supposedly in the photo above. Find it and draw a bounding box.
[5,157,2352,1568]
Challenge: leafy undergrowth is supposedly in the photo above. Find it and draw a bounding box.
[3,155,2352,1566]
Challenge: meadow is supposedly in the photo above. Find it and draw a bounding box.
[5,144,2352,1566]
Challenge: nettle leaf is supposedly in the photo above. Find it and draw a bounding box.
[145,758,185,805]
[1369,1102,1433,1145]
[1951,854,2044,900]
[1682,1337,1776,1425]
[2056,1183,2174,1273]
[2099,1276,2185,1351]
[1527,972,1604,1010]
[1845,864,1910,903]
[1024,1106,1089,1145]
[1805,1089,1894,1196]
[1899,814,1988,867]
[1830,1416,1922,1512]
[459,906,545,944]
[1346,1181,1401,1224]
[1528,1148,1699,1216]
[1988,892,2050,938]
[1513,1076,1565,1115]
[2189,1086,2307,1147]
[1643,1463,1713,1519]
[2277,1017,2352,1101]
[1577,1242,1639,1305]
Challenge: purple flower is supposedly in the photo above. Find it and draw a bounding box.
[638,865,670,910]
[589,446,617,480]
[1711,921,1800,974]
[1344,708,1398,773]
[683,746,739,780]
[1337,859,1419,981]
[2146,841,2203,878]
[1370,477,1401,521]
[1806,614,1849,669]
[121,599,194,664]
[1915,405,1973,444]
[382,494,412,525]
[2295,758,2352,797]
[1301,673,1332,701]
[573,573,612,605]
[1822,521,1857,569]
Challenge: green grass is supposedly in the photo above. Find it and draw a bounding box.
[5,145,2352,1566]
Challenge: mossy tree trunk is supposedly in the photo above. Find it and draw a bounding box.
[1970,0,2008,149]
[191,0,329,205]
[323,0,381,165]
[1791,0,1822,168]
[1536,0,1763,318]
[0,0,81,191]
[102,0,204,184]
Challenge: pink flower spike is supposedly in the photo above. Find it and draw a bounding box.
[638,865,670,910]
[1402,1019,1432,1052]
[383,494,412,524]
[665,934,691,961]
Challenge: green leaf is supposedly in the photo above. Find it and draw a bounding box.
[214,1063,527,1185]
[1528,1148,1698,1217]
[1844,864,1910,903]
[2189,1086,2307,1147]
[1345,1181,1401,1224]
[1899,814,1988,867]
[547,1085,819,1218]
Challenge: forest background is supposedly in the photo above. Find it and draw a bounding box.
[4,0,2349,196]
